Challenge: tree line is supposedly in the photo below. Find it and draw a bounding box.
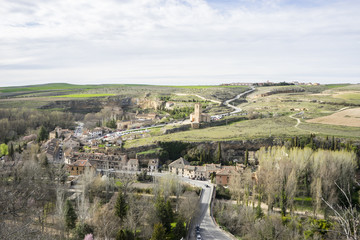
[0,108,75,143]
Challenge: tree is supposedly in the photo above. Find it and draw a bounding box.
[216,142,222,163]
[0,143,8,157]
[37,126,48,142]
[155,197,173,233]
[106,119,117,129]
[64,199,77,231]
[322,182,360,240]
[115,191,128,222]
[17,143,22,154]
[245,149,249,167]
[8,142,14,159]
[151,223,166,240]
[172,218,186,240]
[73,223,94,240]
[116,229,135,240]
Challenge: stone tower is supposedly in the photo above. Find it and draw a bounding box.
[194,103,201,122]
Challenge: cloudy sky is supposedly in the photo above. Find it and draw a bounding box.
[0,0,359,86]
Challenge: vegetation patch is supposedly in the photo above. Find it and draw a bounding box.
[54,93,116,98]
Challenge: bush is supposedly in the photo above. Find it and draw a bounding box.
[215,185,231,200]
[72,223,94,240]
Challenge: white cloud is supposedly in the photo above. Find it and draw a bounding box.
[0,0,359,86]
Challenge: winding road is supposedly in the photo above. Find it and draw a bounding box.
[223,87,256,114]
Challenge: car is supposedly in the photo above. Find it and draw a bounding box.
[205,184,210,188]
[196,235,202,240]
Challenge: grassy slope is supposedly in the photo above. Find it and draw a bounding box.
[53,93,116,98]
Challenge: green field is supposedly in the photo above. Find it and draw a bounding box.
[334,93,360,100]
[53,93,116,98]
[0,83,117,93]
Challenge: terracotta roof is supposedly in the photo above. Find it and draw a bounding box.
[205,164,221,171]
[216,168,236,176]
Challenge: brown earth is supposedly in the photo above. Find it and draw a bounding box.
[307,108,360,127]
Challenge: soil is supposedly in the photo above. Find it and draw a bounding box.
[307,108,360,127]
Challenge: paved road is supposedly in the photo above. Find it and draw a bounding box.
[223,87,255,114]
[175,177,233,240]
[109,171,233,240]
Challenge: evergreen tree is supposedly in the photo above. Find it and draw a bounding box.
[115,191,128,222]
[280,177,287,216]
[172,218,186,240]
[255,195,264,219]
[155,197,173,233]
[116,229,135,240]
[244,149,249,167]
[106,119,117,129]
[216,142,222,163]
[73,223,94,240]
[41,155,49,168]
[151,223,166,240]
[8,142,14,159]
[17,143,22,154]
[37,126,48,142]
[64,200,77,231]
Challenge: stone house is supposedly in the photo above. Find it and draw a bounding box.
[148,159,159,172]
[44,138,60,162]
[126,159,139,171]
[63,136,80,150]
[168,157,190,176]
[68,159,96,176]
[215,167,237,186]
[49,127,73,139]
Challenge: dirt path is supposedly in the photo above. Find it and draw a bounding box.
[289,113,318,134]
[228,200,324,219]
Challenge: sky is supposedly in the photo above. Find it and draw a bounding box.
[0,0,359,87]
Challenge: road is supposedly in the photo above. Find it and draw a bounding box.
[223,87,255,115]
[152,173,233,240]
[186,180,232,240]
[101,170,234,239]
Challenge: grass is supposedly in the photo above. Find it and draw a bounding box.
[0,83,148,93]
[334,93,360,100]
[124,113,360,148]
[164,85,247,89]
[137,148,161,155]
[53,93,116,98]
[124,117,305,148]
[298,121,360,138]
[324,84,351,89]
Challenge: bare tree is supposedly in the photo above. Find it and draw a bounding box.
[322,182,360,240]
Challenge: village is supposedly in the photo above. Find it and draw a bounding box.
[23,102,255,188]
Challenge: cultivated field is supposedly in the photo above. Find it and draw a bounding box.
[307,108,360,127]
